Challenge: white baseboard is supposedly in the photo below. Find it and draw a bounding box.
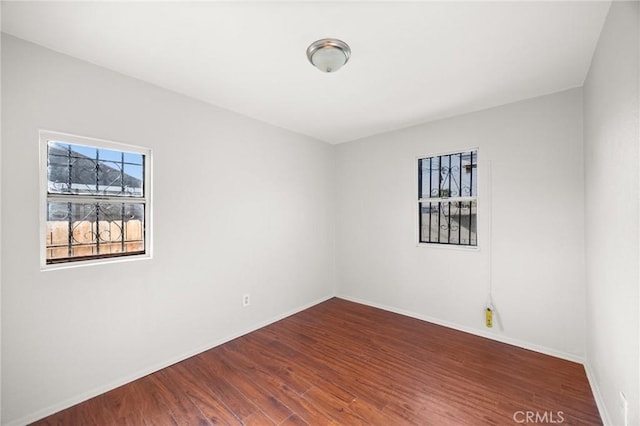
[7,294,334,426]
[584,361,612,426]
[336,294,585,364]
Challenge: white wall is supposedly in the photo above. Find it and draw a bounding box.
[0,20,4,426]
[1,35,335,425]
[335,88,586,360]
[583,2,640,425]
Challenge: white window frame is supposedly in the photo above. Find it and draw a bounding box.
[416,148,479,249]
[39,130,152,270]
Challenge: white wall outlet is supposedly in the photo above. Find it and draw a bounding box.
[619,391,628,426]
[242,294,250,307]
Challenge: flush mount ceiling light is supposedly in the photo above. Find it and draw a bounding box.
[306,38,351,73]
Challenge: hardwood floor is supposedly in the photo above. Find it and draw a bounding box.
[33,298,601,425]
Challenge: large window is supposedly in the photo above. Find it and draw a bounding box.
[40,131,151,266]
[418,149,477,246]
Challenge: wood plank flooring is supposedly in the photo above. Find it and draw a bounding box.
[33,298,601,425]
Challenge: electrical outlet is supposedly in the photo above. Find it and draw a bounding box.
[620,392,628,426]
[242,294,250,307]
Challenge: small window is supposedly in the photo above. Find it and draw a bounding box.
[418,149,477,246]
[40,131,151,266]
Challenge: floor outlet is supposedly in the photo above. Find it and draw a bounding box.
[243,294,250,307]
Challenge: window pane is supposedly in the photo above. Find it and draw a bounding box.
[419,200,477,246]
[46,201,145,263]
[47,142,144,197]
[460,151,477,197]
[419,150,477,199]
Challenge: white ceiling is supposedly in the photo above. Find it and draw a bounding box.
[1,1,611,144]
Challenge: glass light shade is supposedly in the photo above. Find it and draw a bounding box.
[307,38,351,73]
[311,47,347,73]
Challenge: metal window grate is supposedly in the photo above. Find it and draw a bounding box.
[418,150,477,246]
[45,140,148,264]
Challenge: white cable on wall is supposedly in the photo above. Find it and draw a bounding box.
[487,159,494,309]
[486,160,503,331]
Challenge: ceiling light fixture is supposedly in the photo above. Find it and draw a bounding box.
[306,38,351,73]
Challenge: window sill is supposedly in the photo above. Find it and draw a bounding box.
[416,243,480,252]
[41,253,152,271]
